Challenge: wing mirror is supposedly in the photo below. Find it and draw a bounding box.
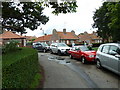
[77,50,81,53]
[109,50,117,55]
[115,55,120,59]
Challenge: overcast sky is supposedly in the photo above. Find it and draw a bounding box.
[24,0,104,37]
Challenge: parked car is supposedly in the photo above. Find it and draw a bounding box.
[96,43,120,75]
[68,45,96,64]
[50,43,71,55]
[33,42,50,52]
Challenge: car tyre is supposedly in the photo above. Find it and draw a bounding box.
[81,57,87,64]
[96,59,102,69]
[70,54,73,59]
[58,50,62,56]
[50,49,53,54]
[43,49,46,53]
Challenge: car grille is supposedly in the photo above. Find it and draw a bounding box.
[66,49,70,51]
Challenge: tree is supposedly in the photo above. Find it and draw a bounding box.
[2,1,78,35]
[93,2,120,42]
[107,2,120,42]
[93,2,111,43]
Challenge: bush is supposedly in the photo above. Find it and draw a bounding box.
[92,43,102,47]
[2,40,19,54]
[2,47,40,88]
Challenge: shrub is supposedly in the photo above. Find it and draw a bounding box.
[92,43,102,47]
[2,47,40,88]
[2,40,19,54]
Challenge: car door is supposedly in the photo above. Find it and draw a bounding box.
[107,45,120,73]
[54,44,58,53]
[51,44,56,53]
[70,47,76,57]
[100,45,110,67]
[73,47,81,58]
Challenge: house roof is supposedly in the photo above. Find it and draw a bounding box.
[78,32,102,41]
[0,31,25,39]
[24,36,37,40]
[57,32,79,40]
[34,34,52,42]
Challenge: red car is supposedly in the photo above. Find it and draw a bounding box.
[68,46,96,64]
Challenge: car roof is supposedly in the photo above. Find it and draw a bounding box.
[73,45,86,47]
[101,43,120,47]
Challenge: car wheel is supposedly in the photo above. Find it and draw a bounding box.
[50,49,53,54]
[69,54,73,59]
[43,49,46,53]
[81,57,87,64]
[58,50,62,56]
[96,59,102,69]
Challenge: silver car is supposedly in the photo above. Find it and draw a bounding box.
[50,43,71,55]
[96,43,120,75]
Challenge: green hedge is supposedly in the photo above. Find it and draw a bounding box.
[2,47,40,88]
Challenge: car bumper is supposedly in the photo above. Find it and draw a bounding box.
[85,57,96,62]
[61,50,69,55]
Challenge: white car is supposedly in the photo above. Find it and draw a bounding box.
[50,43,71,55]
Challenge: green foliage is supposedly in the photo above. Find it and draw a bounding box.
[92,47,98,51]
[2,1,77,34]
[2,40,19,54]
[30,73,42,88]
[93,2,120,42]
[2,2,49,34]
[2,47,40,88]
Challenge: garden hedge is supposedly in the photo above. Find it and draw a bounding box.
[2,47,40,88]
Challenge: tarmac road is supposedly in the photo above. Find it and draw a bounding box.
[38,52,120,88]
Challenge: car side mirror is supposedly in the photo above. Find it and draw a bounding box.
[78,50,81,53]
[115,55,120,59]
[109,50,117,55]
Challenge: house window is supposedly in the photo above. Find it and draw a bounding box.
[67,40,69,44]
[56,40,59,43]
[70,40,74,43]
[62,40,65,43]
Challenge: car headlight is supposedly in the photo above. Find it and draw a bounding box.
[89,55,95,58]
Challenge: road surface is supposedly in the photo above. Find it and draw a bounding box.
[38,52,120,88]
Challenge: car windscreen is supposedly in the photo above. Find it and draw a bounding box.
[79,46,89,51]
[41,43,48,46]
[58,43,68,47]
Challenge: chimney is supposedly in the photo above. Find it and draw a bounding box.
[84,31,88,35]
[63,28,66,34]
[71,30,75,34]
[53,29,57,34]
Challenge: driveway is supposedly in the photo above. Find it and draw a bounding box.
[38,52,120,88]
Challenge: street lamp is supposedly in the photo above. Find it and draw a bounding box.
[40,28,44,42]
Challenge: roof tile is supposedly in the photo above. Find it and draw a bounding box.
[0,31,25,39]
[34,34,52,42]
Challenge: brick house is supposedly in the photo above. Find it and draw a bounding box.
[51,29,79,45]
[34,34,52,45]
[78,31,102,45]
[0,31,26,47]
[24,36,37,43]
